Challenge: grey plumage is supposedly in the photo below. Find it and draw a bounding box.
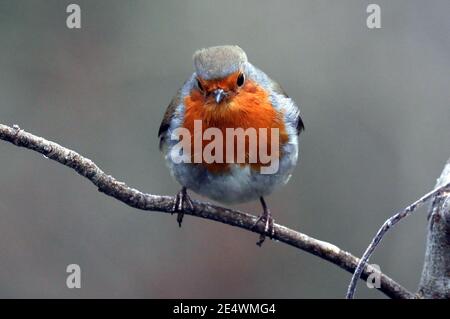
[193,45,248,80]
[158,46,303,204]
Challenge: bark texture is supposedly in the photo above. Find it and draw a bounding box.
[418,160,450,298]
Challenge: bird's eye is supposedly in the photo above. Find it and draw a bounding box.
[237,73,245,87]
[196,78,204,92]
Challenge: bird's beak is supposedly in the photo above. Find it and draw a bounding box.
[213,89,226,104]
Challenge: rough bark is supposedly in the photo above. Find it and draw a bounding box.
[417,160,450,298]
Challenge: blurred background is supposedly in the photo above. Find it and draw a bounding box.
[0,0,449,298]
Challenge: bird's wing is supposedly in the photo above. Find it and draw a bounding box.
[270,80,304,135]
[158,89,182,150]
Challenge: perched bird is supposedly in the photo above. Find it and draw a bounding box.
[158,45,304,245]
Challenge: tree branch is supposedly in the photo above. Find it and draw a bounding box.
[0,123,413,299]
[417,159,450,298]
[345,167,450,299]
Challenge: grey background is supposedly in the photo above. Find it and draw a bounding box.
[0,0,449,298]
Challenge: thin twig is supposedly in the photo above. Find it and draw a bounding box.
[346,181,450,299]
[0,123,414,299]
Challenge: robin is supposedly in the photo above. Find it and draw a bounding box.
[158,45,304,245]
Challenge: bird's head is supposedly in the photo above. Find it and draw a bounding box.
[192,45,248,105]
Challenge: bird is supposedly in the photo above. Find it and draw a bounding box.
[158,45,304,245]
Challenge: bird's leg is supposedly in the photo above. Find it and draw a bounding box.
[252,196,275,246]
[172,186,194,227]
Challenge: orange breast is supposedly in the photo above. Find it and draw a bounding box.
[183,79,289,174]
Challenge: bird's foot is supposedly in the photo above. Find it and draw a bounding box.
[252,207,275,247]
[172,187,194,227]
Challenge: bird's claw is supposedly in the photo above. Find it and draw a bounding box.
[172,187,194,227]
[252,210,275,246]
